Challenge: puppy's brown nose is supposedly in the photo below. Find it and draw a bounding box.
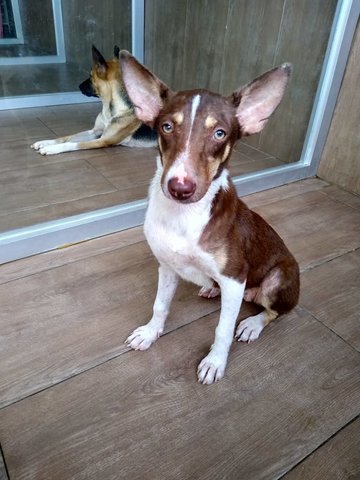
[168,177,196,200]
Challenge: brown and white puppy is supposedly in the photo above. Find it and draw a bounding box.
[31,45,156,155]
[122,51,300,384]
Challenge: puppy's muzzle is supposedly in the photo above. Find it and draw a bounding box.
[168,177,196,201]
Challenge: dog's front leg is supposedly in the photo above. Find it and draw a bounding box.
[198,278,245,384]
[31,129,103,154]
[126,264,179,351]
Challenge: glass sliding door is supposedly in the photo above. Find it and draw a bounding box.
[0,0,358,264]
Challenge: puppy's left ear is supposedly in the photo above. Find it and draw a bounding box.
[120,50,172,125]
[232,63,292,136]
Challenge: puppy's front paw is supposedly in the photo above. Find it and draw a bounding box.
[31,139,56,151]
[235,316,264,343]
[197,352,227,384]
[125,325,162,351]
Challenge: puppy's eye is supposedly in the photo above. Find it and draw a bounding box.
[161,122,173,134]
[213,129,226,141]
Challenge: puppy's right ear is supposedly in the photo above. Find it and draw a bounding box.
[120,50,171,125]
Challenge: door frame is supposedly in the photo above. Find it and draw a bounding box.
[0,0,66,66]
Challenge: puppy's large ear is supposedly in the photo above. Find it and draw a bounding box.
[232,63,292,136]
[120,50,171,125]
[92,45,107,77]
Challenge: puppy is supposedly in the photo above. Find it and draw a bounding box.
[31,45,156,155]
[121,51,300,384]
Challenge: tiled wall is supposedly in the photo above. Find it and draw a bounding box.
[144,0,337,164]
[62,0,131,73]
[318,22,360,195]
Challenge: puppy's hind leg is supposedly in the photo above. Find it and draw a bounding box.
[126,264,179,351]
[235,309,278,343]
[235,262,299,343]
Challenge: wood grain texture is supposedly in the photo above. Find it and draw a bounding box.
[0,104,156,232]
[0,179,360,478]
[0,62,86,96]
[254,190,360,271]
[181,0,229,91]
[0,227,145,285]
[0,241,230,407]
[220,0,284,93]
[0,308,359,480]
[61,0,131,73]
[0,187,148,233]
[87,147,157,189]
[283,418,360,479]
[242,178,329,209]
[229,156,283,177]
[299,249,360,351]
[144,0,188,90]
[321,185,360,211]
[318,23,360,195]
[258,0,337,163]
[0,159,116,217]
[143,0,336,163]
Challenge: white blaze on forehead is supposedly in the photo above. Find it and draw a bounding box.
[165,94,201,185]
[184,94,201,152]
[190,94,201,126]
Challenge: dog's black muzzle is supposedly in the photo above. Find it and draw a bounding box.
[79,78,98,98]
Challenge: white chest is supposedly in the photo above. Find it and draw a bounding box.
[144,167,227,287]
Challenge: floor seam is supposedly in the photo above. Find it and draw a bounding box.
[298,304,359,353]
[0,236,147,286]
[0,308,220,410]
[300,246,360,273]
[320,187,360,212]
[277,414,359,478]
[0,442,10,480]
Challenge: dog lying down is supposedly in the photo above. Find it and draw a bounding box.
[31,45,157,155]
[121,50,300,384]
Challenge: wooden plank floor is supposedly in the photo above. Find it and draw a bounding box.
[0,178,359,479]
[0,104,283,233]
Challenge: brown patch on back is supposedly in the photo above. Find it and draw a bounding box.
[200,177,300,314]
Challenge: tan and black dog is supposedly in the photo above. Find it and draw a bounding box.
[31,45,156,155]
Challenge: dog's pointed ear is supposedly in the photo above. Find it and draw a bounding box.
[119,50,172,125]
[113,45,120,59]
[92,45,107,76]
[232,63,292,136]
